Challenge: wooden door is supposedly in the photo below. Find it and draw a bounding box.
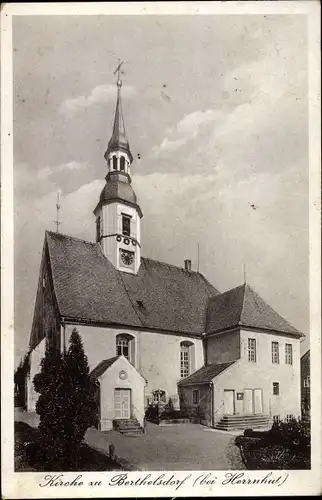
[224,390,235,415]
[253,389,263,414]
[114,388,131,419]
[243,389,253,414]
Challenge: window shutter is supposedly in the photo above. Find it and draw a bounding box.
[190,344,196,374]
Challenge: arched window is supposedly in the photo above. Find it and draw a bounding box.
[120,156,125,172]
[112,156,118,170]
[116,333,135,365]
[180,341,195,378]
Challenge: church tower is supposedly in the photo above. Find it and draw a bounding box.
[93,71,142,274]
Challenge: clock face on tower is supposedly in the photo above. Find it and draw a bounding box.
[120,249,134,266]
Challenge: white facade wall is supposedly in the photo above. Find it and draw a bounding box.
[98,356,146,431]
[64,324,204,402]
[27,337,46,411]
[98,202,141,274]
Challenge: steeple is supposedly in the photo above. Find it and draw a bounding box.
[94,63,142,275]
[104,62,133,165]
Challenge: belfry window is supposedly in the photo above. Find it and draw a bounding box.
[120,156,125,172]
[122,214,131,236]
[112,156,118,170]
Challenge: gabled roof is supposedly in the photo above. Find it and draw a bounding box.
[301,349,310,361]
[206,283,302,337]
[45,231,219,335]
[90,356,118,380]
[178,361,235,386]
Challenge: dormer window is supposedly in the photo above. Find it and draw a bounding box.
[122,214,131,236]
[120,156,126,172]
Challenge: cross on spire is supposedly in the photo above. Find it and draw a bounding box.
[114,60,124,87]
[53,192,62,233]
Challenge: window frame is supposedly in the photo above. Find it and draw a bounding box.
[273,382,280,395]
[192,389,200,405]
[112,156,118,170]
[180,344,190,378]
[120,156,126,172]
[116,334,134,363]
[248,338,257,362]
[271,341,280,364]
[285,343,293,365]
[122,214,131,237]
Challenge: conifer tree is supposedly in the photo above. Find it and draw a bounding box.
[62,328,96,464]
[33,341,66,468]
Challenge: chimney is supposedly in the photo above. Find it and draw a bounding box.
[184,259,192,272]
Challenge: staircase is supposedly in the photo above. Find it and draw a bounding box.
[113,418,144,436]
[215,414,272,431]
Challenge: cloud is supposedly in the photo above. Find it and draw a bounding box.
[59,84,137,117]
[150,108,220,158]
[37,161,87,180]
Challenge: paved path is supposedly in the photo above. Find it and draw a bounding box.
[14,410,244,471]
[85,422,245,471]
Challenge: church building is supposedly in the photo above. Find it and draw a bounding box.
[25,74,303,432]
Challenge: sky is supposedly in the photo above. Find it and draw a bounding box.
[13,14,309,365]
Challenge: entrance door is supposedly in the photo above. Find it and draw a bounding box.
[114,388,131,419]
[253,389,263,414]
[224,390,235,415]
[243,389,253,414]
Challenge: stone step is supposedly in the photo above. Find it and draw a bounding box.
[222,414,270,420]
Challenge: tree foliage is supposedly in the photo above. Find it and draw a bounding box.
[33,329,96,469]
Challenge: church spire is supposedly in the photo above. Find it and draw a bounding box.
[104,62,133,164]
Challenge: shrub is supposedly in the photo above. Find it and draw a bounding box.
[270,417,310,450]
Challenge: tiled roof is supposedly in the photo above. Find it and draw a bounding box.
[178,361,235,386]
[46,231,219,335]
[90,356,118,380]
[206,283,302,337]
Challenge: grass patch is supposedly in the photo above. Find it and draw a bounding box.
[15,421,122,472]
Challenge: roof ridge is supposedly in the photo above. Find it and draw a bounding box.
[142,256,199,273]
[45,230,98,247]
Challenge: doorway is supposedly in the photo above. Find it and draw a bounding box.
[253,388,263,414]
[224,390,235,415]
[243,388,263,415]
[243,389,253,414]
[114,388,131,419]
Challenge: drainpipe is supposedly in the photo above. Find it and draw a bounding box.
[210,382,214,427]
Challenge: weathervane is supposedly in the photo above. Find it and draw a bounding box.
[53,192,62,233]
[114,59,124,87]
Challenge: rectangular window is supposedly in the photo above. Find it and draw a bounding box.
[273,415,280,423]
[248,338,256,362]
[272,341,279,364]
[286,414,294,423]
[304,375,310,388]
[192,390,199,405]
[122,215,131,236]
[273,382,280,395]
[285,343,293,365]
